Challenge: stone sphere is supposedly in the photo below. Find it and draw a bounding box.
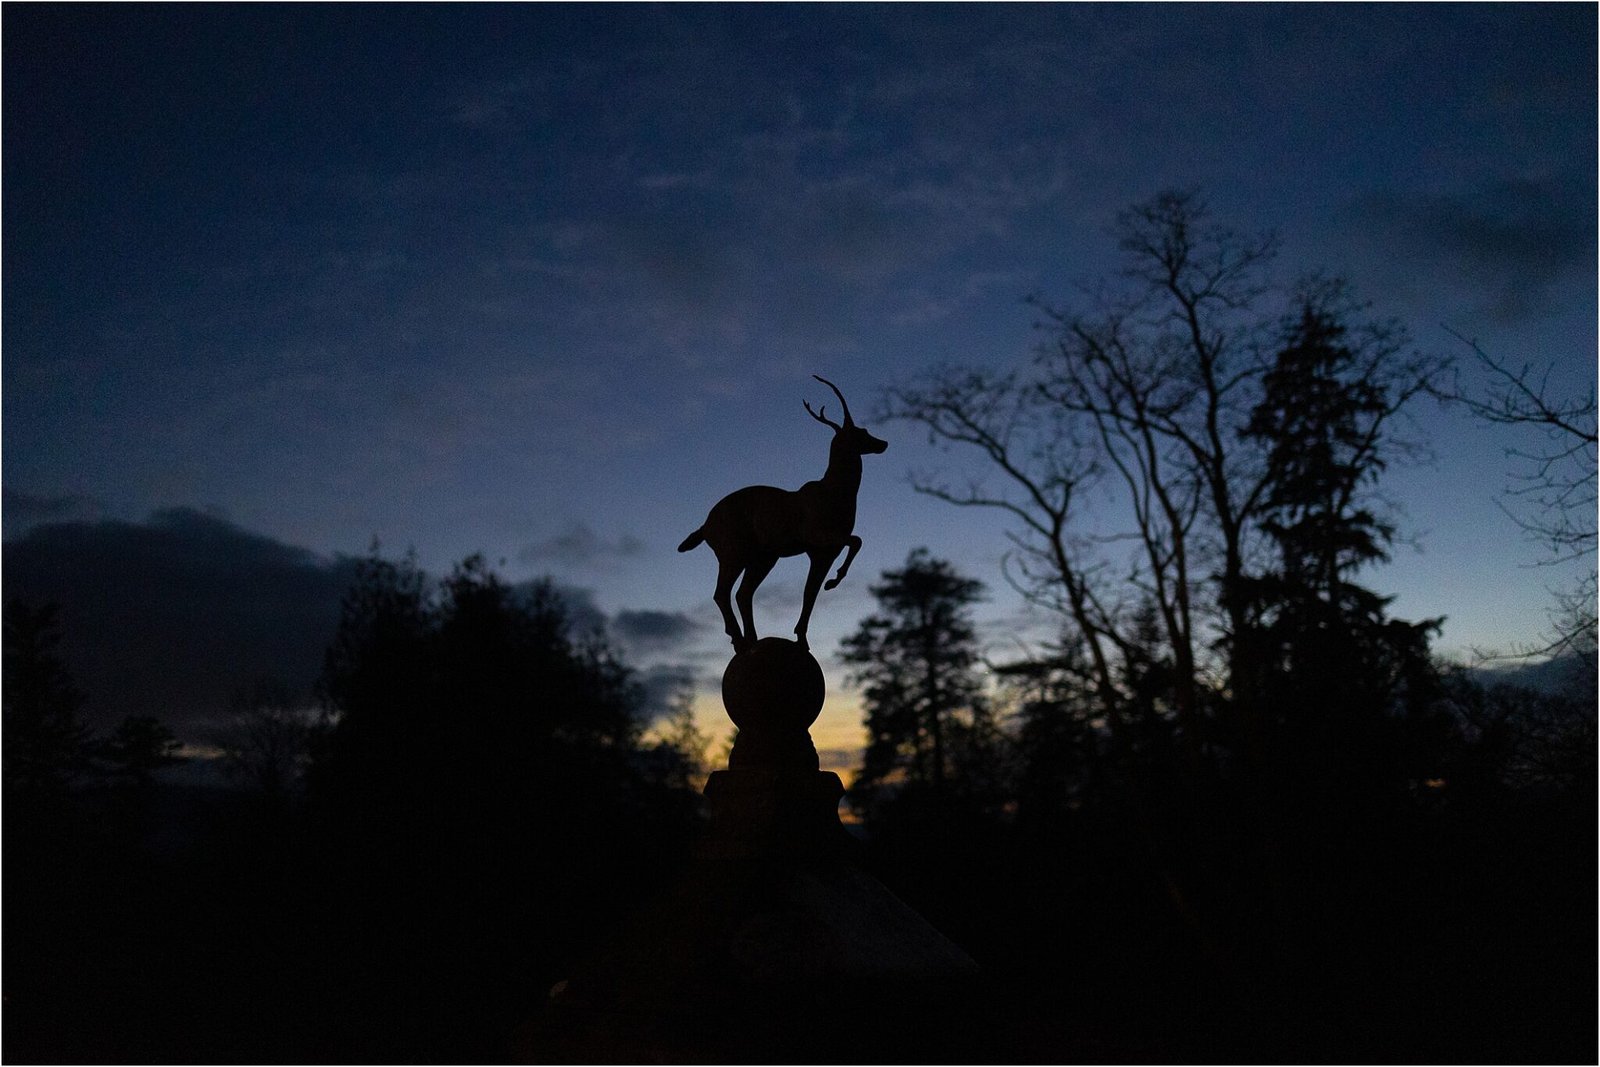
[721,638,825,734]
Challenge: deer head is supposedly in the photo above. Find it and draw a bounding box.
[803,375,888,456]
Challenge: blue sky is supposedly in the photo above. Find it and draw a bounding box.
[4,5,1594,760]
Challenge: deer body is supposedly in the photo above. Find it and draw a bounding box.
[679,376,886,651]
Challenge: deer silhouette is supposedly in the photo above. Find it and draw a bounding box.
[679,375,887,652]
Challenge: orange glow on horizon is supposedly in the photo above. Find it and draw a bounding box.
[688,681,867,772]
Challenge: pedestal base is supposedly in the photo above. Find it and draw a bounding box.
[519,638,981,1060]
[700,767,848,858]
[525,768,980,1061]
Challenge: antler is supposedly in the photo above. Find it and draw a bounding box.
[811,374,854,426]
[803,399,841,430]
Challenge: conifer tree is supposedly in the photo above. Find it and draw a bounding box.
[3,600,91,796]
[842,549,992,817]
[1241,293,1446,792]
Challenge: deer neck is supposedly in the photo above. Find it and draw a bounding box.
[823,440,863,495]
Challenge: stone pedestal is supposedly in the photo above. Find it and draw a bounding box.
[705,637,847,860]
[524,639,979,1061]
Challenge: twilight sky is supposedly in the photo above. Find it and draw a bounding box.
[4,5,1595,761]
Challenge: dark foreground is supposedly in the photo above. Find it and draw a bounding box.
[6,774,1593,1065]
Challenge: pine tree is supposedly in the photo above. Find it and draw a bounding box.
[3,600,91,796]
[841,549,992,819]
[1245,299,1394,598]
[1241,295,1445,795]
[97,715,182,787]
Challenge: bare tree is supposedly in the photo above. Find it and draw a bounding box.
[887,192,1446,745]
[888,191,1281,738]
[885,367,1126,726]
[1445,327,1597,659]
[220,679,316,800]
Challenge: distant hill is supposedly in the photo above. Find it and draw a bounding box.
[1468,651,1597,698]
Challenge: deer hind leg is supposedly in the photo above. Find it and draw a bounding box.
[713,556,746,651]
[824,535,863,591]
[735,555,778,650]
[794,546,842,649]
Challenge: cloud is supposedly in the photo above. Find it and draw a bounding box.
[0,512,663,738]
[2,488,108,539]
[1351,177,1595,322]
[396,13,1105,370]
[635,663,696,722]
[888,270,1025,328]
[636,170,714,191]
[611,609,703,649]
[817,746,864,779]
[519,522,646,568]
[3,508,360,737]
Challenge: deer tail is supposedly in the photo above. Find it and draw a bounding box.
[677,527,705,553]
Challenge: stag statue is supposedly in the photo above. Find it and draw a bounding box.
[679,375,887,652]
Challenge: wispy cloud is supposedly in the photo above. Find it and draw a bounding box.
[1350,177,1595,323]
[636,170,715,191]
[889,270,1026,328]
[611,609,703,649]
[519,523,646,569]
[635,662,696,721]
[817,746,863,780]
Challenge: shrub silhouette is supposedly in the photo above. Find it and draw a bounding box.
[308,550,699,1058]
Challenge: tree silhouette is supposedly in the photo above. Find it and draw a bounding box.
[885,191,1283,737]
[1445,328,1597,560]
[1246,295,1397,594]
[220,679,315,800]
[1239,288,1448,784]
[648,684,711,792]
[992,630,1106,827]
[3,600,91,797]
[1444,668,1596,796]
[842,549,997,820]
[885,193,1447,756]
[95,715,182,787]
[313,548,658,868]
[307,547,698,1058]
[1445,328,1597,660]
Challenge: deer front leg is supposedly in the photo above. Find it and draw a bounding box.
[794,547,841,649]
[823,535,862,591]
[714,557,748,651]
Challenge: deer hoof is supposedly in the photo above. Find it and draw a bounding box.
[823,577,841,591]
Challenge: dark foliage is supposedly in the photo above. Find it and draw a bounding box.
[3,600,92,798]
[862,194,1593,1061]
[848,624,1593,1062]
[842,548,1002,827]
[93,714,183,786]
[303,550,703,1059]
[3,555,707,1063]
